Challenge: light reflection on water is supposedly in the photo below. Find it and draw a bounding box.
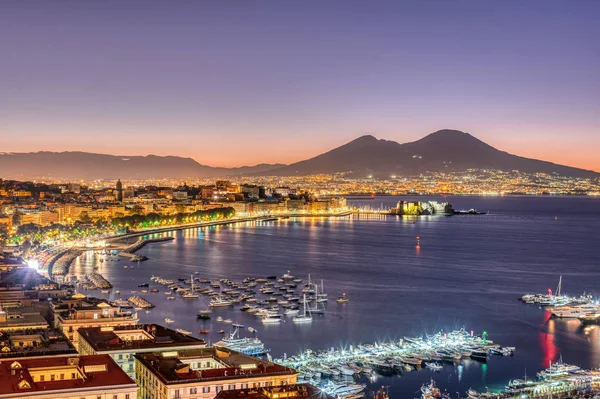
[67,196,600,398]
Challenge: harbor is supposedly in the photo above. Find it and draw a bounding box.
[63,200,600,399]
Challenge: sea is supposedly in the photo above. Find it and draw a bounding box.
[69,195,600,398]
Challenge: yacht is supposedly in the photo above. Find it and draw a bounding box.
[548,303,600,318]
[336,292,349,303]
[284,308,300,316]
[425,362,443,371]
[213,325,269,356]
[165,318,174,324]
[183,274,199,299]
[293,294,312,324]
[210,297,233,307]
[537,360,581,379]
[261,315,282,324]
[578,312,600,323]
[282,270,295,279]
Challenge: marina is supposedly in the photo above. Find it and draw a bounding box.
[276,329,514,391]
[67,195,600,399]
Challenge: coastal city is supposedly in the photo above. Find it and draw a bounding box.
[0,176,600,399]
[3,1,600,398]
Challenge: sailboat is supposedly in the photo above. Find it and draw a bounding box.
[309,283,326,314]
[293,294,312,323]
[317,279,328,303]
[183,274,199,299]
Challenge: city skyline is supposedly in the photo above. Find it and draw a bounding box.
[2,1,600,170]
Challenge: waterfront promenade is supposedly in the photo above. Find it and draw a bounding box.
[106,210,354,243]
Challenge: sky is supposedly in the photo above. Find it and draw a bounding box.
[1,1,599,170]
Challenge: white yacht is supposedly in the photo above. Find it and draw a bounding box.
[293,294,312,324]
[210,297,233,307]
[261,315,282,324]
[284,308,300,316]
[183,274,199,299]
[548,303,600,318]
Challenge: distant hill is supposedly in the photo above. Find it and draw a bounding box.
[0,151,285,180]
[264,130,599,178]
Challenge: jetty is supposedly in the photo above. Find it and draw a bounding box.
[128,295,154,309]
[118,237,174,261]
[87,272,112,289]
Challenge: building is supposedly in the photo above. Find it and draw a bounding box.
[116,179,123,202]
[215,384,334,399]
[52,298,138,346]
[135,348,297,399]
[0,328,78,361]
[77,324,206,378]
[0,306,48,332]
[0,354,138,399]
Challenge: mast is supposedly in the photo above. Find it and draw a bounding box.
[556,275,562,296]
[321,279,324,292]
[303,294,307,316]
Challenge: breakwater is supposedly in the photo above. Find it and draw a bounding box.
[87,272,112,289]
[51,249,83,276]
[128,295,154,308]
[118,237,174,261]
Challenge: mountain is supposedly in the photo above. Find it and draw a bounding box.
[264,130,599,178]
[0,151,285,180]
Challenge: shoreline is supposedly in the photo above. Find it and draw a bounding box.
[106,211,354,243]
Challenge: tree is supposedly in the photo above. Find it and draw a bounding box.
[11,212,21,227]
[78,211,92,224]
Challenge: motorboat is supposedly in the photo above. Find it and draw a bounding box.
[336,293,349,303]
[165,318,174,324]
[261,315,282,324]
[210,297,233,307]
[176,328,192,336]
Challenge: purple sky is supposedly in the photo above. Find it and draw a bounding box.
[2,1,599,170]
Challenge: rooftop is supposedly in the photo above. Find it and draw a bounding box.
[136,348,296,385]
[215,384,333,399]
[78,324,206,352]
[0,354,136,395]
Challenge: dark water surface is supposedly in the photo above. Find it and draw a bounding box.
[71,196,600,398]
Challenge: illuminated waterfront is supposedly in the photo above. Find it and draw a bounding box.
[68,195,600,398]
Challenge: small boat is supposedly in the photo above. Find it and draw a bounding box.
[336,293,349,303]
[223,319,233,324]
[167,296,175,300]
[248,327,256,333]
[218,329,225,334]
[199,329,209,334]
[217,316,223,322]
[165,318,174,324]
[176,328,192,336]
[115,290,120,294]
